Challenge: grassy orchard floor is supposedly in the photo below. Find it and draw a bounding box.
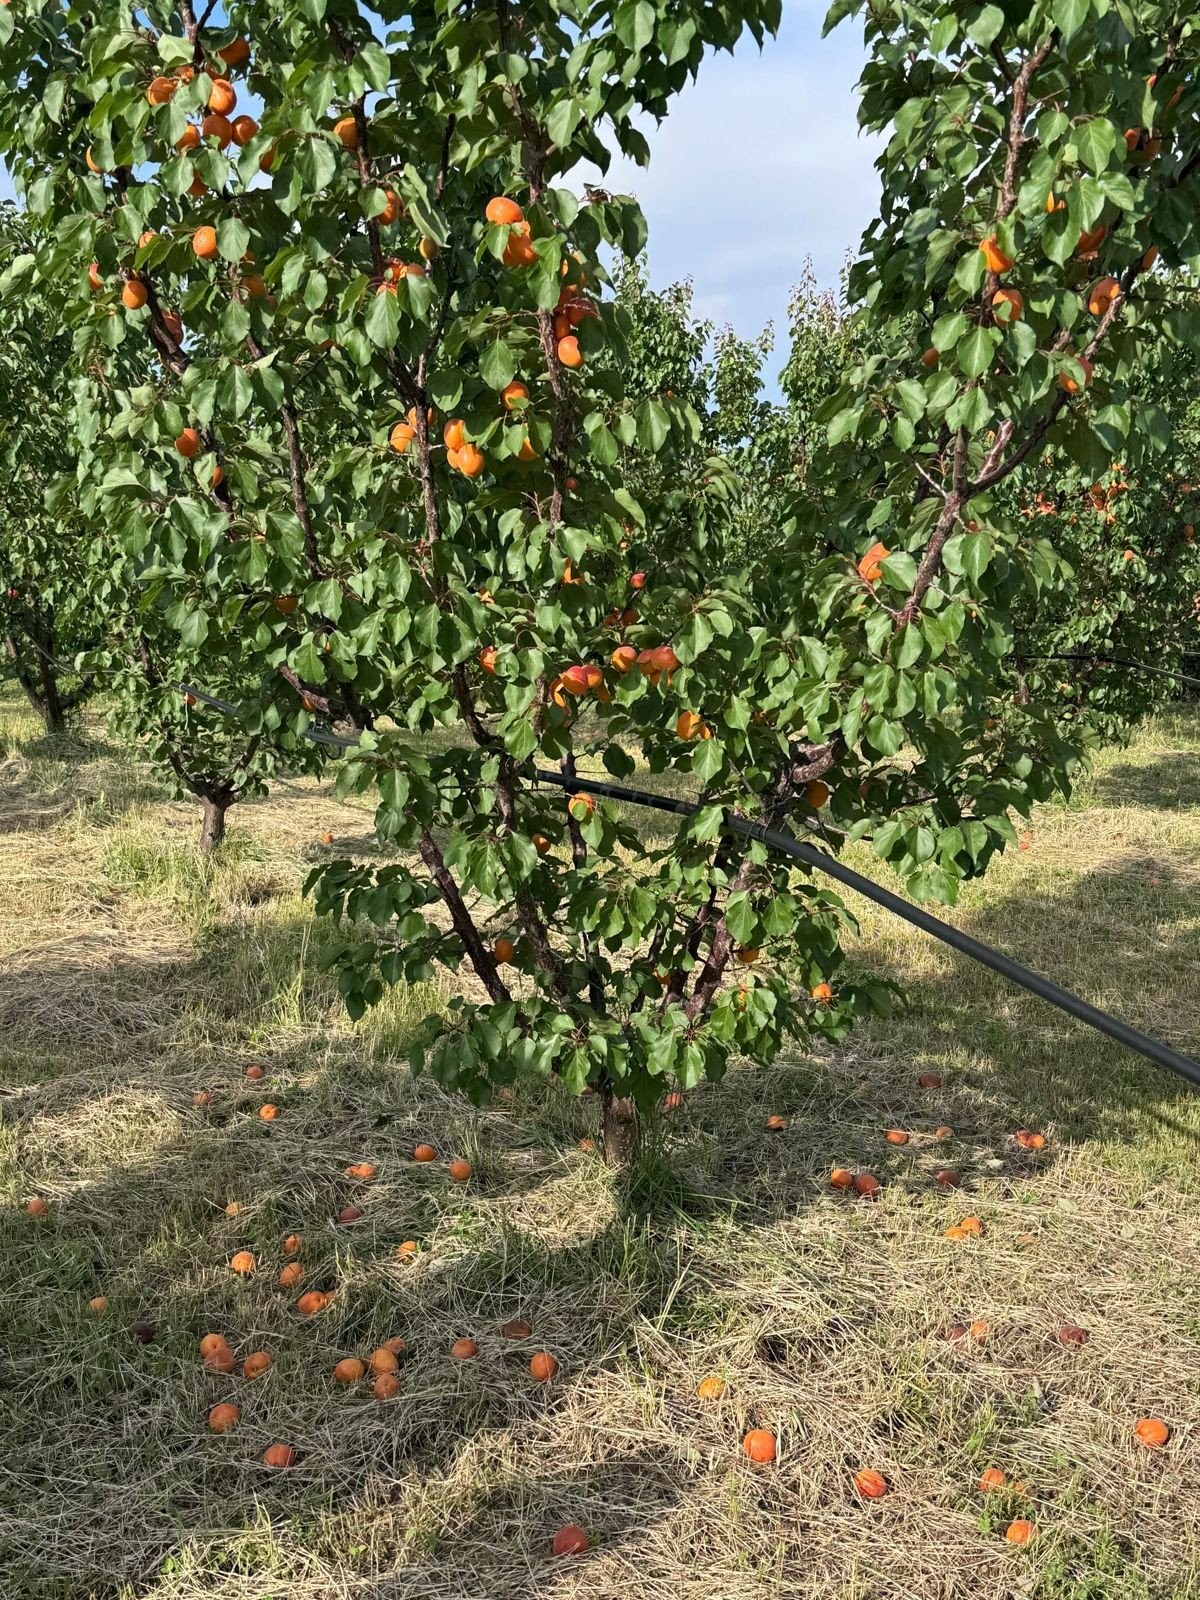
[2,689,1200,1600]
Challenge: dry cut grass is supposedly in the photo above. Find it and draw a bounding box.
[1,691,1199,1600]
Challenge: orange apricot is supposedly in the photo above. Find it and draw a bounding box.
[333,1357,365,1383]
[697,1374,726,1400]
[333,116,358,147]
[1133,1417,1170,1448]
[979,235,1014,274]
[208,1402,240,1433]
[1005,1520,1036,1545]
[829,1167,855,1191]
[229,1250,255,1275]
[242,1351,271,1377]
[551,1524,589,1556]
[557,335,583,368]
[296,1289,329,1315]
[530,1351,558,1382]
[885,1129,909,1146]
[278,1262,304,1290]
[854,1173,881,1198]
[373,1372,401,1399]
[853,1468,888,1499]
[486,196,524,226]
[743,1428,777,1463]
[262,1443,296,1468]
[450,1337,478,1360]
[413,1144,437,1163]
[979,1467,1007,1492]
[449,1158,473,1183]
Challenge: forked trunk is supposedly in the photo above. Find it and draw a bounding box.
[198,794,231,852]
[5,630,65,734]
[602,1088,639,1166]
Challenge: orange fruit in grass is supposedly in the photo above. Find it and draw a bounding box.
[551,1524,589,1556]
[242,1351,271,1378]
[450,1337,478,1360]
[296,1290,329,1315]
[396,1240,420,1262]
[282,1234,303,1256]
[334,1358,365,1383]
[829,1168,855,1190]
[259,1104,279,1121]
[87,1295,108,1315]
[262,1443,296,1468]
[853,1468,888,1499]
[530,1351,558,1382]
[414,1144,437,1163]
[278,1262,304,1290]
[765,1114,787,1131]
[204,1345,236,1373]
[382,1336,407,1356]
[373,1372,401,1400]
[370,1347,399,1376]
[208,1403,240,1433]
[25,1197,48,1217]
[246,1064,265,1080]
[979,1467,1007,1491]
[917,1072,942,1088]
[230,1251,255,1275]
[743,1429,777,1463]
[199,1333,229,1357]
[697,1375,726,1400]
[344,1162,376,1180]
[1133,1417,1170,1448]
[449,1158,473,1182]
[854,1173,881,1198]
[885,1129,909,1145]
[1005,1520,1036,1545]
[502,1318,532,1339]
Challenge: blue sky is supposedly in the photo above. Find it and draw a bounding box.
[600,2,881,365]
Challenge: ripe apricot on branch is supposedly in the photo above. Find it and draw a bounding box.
[192,226,218,261]
[920,346,939,368]
[232,115,258,146]
[1088,276,1120,316]
[486,196,524,225]
[1077,223,1106,256]
[501,381,528,410]
[121,279,147,311]
[857,541,889,583]
[1058,355,1093,394]
[992,287,1023,322]
[979,235,1013,273]
[175,428,202,459]
[389,422,415,454]
[333,116,359,147]
[207,77,236,115]
[557,335,583,368]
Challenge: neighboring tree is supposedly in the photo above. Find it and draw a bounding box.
[2,0,1199,1161]
[0,210,95,734]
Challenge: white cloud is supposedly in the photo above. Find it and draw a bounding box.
[589,2,884,372]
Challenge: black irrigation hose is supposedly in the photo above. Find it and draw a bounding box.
[1024,653,1200,691]
[531,766,1200,1092]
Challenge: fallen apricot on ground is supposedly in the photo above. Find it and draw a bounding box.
[1005,1519,1036,1545]
[204,1345,236,1373]
[551,1524,589,1556]
[278,1262,304,1290]
[230,1251,255,1275]
[369,1347,399,1376]
[743,1428,777,1463]
[853,1468,888,1499]
[337,1206,363,1225]
[258,1104,279,1122]
[246,1064,265,1080]
[854,1173,881,1198]
[373,1372,401,1399]
[530,1351,558,1382]
[1014,1129,1046,1150]
[934,1125,953,1139]
[885,1129,909,1145]
[262,1443,296,1468]
[344,1162,376,1180]
[1056,1325,1089,1347]
[199,1333,229,1357]
[25,1197,48,1217]
[282,1234,303,1256]
[980,1467,1007,1491]
[296,1290,330,1315]
[413,1144,437,1163]
[396,1240,419,1261]
[697,1374,726,1400]
[87,1295,107,1315]
[450,1337,478,1360]
[917,1072,942,1088]
[449,1158,473,1182]
[830,1167,855,1190]
[1133,1417,1170,1448]
[334,1358,365,1384]
[208,1403,240,1433]
[765,1114,787,1131]
[242,1351,271,1377]
[501,1318,532,1339]
[934,1168,961,1188]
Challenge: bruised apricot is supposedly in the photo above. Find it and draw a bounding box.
[204,1344,236,1374]
[344,1162,376,1180]
[551,1524,589,1556]
[373,1371,401,1399]
[230,1250,255,1275]
[282,1234,303,1256]
[885,1129,909,1146]
[501,1318,532,1339]
[697,1374,726,1400]
[854,1173,881,1198]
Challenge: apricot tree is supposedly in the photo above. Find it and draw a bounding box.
[2,0,1197,1159]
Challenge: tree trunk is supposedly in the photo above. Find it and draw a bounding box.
[198,794,231,852]
[4,630,65,734]
[602,1088,639,1166]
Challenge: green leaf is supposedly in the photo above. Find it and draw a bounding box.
[957,325,1000,380]
[480,339,517,391]
[966,5,1005,47]
[1075,117,1116,174]
[365,286,400,349]
[217,218,250,264]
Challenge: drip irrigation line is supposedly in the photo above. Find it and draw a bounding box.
[11,651,1200,1092]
